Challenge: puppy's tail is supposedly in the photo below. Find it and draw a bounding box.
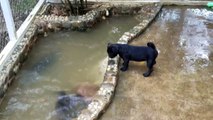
[147,42,156,50]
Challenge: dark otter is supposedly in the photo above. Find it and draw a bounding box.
[55,91,88,120]
[55,84,99,120]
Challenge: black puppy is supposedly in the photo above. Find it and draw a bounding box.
[107,42,158,77]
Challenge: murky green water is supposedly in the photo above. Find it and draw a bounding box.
[0,16,138,120]
[101,6,213,120]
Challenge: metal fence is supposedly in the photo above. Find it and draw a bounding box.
[0,0,45,71]
[0,0,39,52]
[9,0,39,29]
[0,6,8,52]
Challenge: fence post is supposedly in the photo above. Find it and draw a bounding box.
[0,0,17,41]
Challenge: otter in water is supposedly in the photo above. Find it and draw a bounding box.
[55,91,88,120]
[54,84,99,120]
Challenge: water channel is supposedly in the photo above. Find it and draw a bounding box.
[0,16,138,120]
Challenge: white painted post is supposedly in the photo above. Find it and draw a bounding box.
[0,0,17,41]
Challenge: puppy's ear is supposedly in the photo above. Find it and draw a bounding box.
[107,46,113,54]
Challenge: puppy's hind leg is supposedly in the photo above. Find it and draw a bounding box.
[143,60,154,77]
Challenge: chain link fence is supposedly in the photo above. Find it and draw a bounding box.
[0,0,39,52]
[0,6,9,52]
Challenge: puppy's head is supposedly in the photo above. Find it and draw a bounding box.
[107,43,118,58]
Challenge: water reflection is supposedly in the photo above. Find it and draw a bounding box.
[180,8,213,73]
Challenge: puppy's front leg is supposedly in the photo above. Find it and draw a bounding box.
[143,69,153,77]
[120,57,129,71]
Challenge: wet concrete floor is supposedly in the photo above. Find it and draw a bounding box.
[100,6,213,120]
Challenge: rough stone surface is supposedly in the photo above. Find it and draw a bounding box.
[0,24,38,104]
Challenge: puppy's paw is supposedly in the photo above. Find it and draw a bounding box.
[143,72,150,77]
[120,67,127,71]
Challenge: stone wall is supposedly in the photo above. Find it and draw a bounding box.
[0,2,162,120]
[0,24,38,102]
[34,3,159,33]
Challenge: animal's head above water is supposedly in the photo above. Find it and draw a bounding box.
[74,83,99,98]
[107,43,119,58]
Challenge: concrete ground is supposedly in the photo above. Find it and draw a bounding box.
[100,5,213,120]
